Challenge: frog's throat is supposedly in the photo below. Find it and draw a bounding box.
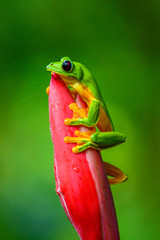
[60,74,79,86]
[49,71,78,86]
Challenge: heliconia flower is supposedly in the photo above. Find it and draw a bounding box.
[48,73,120,240]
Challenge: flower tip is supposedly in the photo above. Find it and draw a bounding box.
[51,72,60,79]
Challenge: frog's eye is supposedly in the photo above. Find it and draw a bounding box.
[62,60,73,72]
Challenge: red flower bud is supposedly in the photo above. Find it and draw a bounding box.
[48,73,120,240]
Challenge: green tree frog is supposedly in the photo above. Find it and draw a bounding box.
[46,57,127,184]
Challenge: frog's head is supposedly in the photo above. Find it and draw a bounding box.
[46,57,83,84]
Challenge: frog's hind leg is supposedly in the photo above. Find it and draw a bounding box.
[91,131,126,149]
[103,162,128,185]
[64,130,126,153]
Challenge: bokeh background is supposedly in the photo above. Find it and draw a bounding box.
[0,0,160,239]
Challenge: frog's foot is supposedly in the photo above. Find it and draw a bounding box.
[64,99,100,127]
[65,103,88,122]
[103,162,128,185]
[64,130,97,153]
[46,86,50,95]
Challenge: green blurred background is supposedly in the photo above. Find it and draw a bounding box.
[0,0,160,239]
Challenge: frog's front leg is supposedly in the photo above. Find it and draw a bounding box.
[64,130,126,153]
[64,99,100,127]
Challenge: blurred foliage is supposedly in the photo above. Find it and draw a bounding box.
[0,0,160,239]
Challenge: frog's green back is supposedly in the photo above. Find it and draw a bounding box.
[75,62,114,130]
